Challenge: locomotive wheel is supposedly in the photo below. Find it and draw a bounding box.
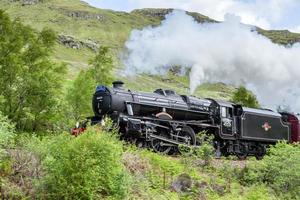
[236,144,248,160]
[176,126,196,154]
[151,130,172,154]
[255,145,266,160]
[151,112,173,154]
[177,126,196,146]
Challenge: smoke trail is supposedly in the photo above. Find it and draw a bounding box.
[123,10,300,111]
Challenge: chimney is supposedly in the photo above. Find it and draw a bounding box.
[112,81,124,89]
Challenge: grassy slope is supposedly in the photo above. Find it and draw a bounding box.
[1,0,299,99]
[0,0,159,74]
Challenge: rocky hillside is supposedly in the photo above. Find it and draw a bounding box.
[1,0,300,100]
[2,0,300,71]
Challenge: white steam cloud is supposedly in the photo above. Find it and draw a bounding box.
[123,11,300,111]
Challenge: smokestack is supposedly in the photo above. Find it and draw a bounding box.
[112,81,124,89]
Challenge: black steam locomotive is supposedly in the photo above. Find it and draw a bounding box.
[87,81,300,159]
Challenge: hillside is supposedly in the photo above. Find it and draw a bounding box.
[2,1,300,66]
[1,0,300,99]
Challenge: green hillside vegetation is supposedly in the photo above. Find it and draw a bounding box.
[2,0,300,102]
[2,0,300,77]
[1,116,299,199]
[256,28,300,46]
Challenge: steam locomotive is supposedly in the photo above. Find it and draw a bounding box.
[80,81,300,159]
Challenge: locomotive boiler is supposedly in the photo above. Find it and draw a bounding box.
[89,81,300,159]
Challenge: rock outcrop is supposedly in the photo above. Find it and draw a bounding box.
[65,11,105,21]
[57,35,100,51]
[12,0,40,6]
[131,8,216,23]
[132,8,173,20]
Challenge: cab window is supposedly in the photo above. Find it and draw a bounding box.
[221,107,227,118]
[221,107,233,118]
[228,107,233,118]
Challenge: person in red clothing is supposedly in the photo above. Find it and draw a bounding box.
[71,120,88,136]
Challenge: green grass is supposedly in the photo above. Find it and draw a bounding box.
[0,0,160,70]
[119,72,236,100]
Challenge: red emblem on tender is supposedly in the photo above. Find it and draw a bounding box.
[262,122,271,131]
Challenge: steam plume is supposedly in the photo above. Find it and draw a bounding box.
[123,10,300,111]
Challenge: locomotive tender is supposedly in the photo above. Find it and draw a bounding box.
[90,81,300,159]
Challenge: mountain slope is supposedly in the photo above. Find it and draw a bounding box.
[1,0,300,99]
[2,1,300,69]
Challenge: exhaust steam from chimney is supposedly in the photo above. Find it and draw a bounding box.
[122,10,300,111]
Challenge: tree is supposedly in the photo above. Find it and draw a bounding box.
[66,70,95,121]
[231,86,260,108]
[89,46,114,85]
[0,10,66,131]
[66,46,114,121]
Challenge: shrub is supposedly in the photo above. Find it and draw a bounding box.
[180,132,215,167]
[240,141,300,199]
[194,133,215,167]
[242,184,276,200]
[38,127,129,199]
[0,112,15,150]
[0,112,17,198]
[231,86,260,108]
[0,112,15,175]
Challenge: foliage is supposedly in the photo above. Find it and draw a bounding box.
[37,127,129,199]
[195,132,215,166]
[240,142,300,199]
[242,184,277,200]
[125,148,194,199]
[0,112,15,198]
[0,112,15,150]
[66,46,114,121]
[231,86,260,108]
[0,113,14,184]
[2,128,299,200]
[89,46,114,85]
[66,70,95,120]
[0,10,67,132]
[180,131,215,167]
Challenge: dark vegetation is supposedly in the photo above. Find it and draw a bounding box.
[0,5,299,200]
[231,86,260,108]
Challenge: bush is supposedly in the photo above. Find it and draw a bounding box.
[0,112,17,198]
[37,127,129,199]
[0,112,15,175]
[179,132,215,167]
[194,133,215,167]
[231,86,260,108]
[241,142,300,199]
[0,112,15,150]
[242,184,276,200]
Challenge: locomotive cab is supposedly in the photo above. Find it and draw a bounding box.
[220,104,234,136]
[207,99,238,139]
